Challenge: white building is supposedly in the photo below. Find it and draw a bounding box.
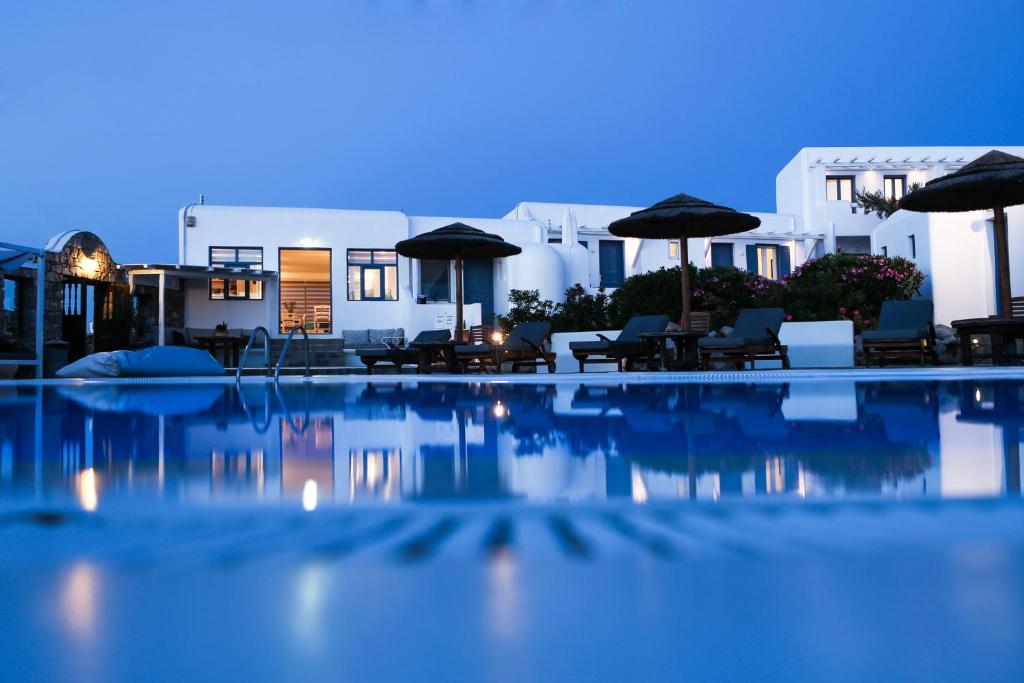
[775,145,1024,324]
[172,200,808,343]
[165,145,1021,343]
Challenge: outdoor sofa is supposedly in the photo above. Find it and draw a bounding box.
[455,321,555,373]
[861,300,938,366]
[698,307,789,370]
[568,315,669,372]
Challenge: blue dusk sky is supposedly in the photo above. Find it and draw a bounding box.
[2,0,1022,262]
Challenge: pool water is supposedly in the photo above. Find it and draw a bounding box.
[1,379,1021,508]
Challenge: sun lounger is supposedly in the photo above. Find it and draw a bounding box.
[568,315,670,372]
[861,300,938,366]
[455,321,554,373]
[698,308,789,370]
[358,329,451,374]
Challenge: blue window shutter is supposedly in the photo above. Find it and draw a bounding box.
[746,245,758,274]
[778,246,791,277]
[711,243,734,268]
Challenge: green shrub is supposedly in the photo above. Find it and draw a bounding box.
[498,289,556,332]
[556,283,612,332]
[780,253,924,332]
[502,254,924,335]
[498,284,612,333]
[608,265,780,330]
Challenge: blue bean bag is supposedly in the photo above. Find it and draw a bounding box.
[56,346,225,378]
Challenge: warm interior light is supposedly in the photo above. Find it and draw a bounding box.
[302,479,318,511]
[491,331,505,344]
[492,402,508,418]
[975,388,983,402]
[77,468,98,512]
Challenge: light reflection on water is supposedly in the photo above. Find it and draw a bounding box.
[0,380,1020,507]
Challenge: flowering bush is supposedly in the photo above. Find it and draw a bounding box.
[608,265,781,330]
[780,253,924,332]
[505,254,924,335]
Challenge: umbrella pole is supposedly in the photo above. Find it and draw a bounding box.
[679,236,690,331]
[993,205,1013,317]
[455,252,464,341]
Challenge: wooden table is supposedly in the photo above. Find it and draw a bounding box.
[638,331,706,371]
[195,335,242,368]
[412,340,462,374]
[951,317,1024,366]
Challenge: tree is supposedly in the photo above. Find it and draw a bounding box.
[854,184,922,218]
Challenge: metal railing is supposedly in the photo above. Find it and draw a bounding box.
[275,324,311,381]
[236,326,273,381]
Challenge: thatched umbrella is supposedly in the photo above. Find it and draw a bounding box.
[608,193,760,330]
[396,223,522,338]
[900,150,1024,317]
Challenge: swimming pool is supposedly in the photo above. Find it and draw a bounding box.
[1,376,1020,508]
[4,374,1024,681]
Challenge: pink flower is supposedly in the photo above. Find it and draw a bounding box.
[838,306,847,314]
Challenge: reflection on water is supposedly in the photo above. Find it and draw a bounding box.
[0,380,1021,507]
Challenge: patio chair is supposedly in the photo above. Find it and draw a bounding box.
[455,321,554,373]
[357,329,451,374]
[698,308,789,370]
[569,314,670,372]
[313,305,331,332]
[861,300,938,366]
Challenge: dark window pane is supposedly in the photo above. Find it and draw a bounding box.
[420,260,450,301]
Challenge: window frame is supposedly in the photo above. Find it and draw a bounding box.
[279,246,333,335]
[346,249,399,302]
[208,246,264,301]
[418,259,451,302]
[825,175,856,203]
[884,175,908,201]
[908,234,916,259]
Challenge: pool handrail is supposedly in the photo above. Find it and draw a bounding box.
[275,325,311,381]
[236,326,273,381]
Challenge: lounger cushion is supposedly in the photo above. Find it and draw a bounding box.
[731,308,785,339]
[342,329,370,347]
[356,348,392,359]
[455,343,493,356]
[569,341,612,353]
[617,315,670,342]
[410,329,452,345]
[698,336,757,349]
[861,328,927,342]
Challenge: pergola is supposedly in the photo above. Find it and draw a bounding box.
[0,240,46,379]
[122,264,278,345]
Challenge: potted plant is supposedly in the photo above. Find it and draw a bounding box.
[215,321,229,336]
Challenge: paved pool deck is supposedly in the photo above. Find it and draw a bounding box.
[3,497,1024,682]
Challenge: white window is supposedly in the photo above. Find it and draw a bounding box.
[347,250,398,301]
[209,246,263,300]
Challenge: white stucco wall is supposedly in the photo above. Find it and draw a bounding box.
[872,206,1024,325]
